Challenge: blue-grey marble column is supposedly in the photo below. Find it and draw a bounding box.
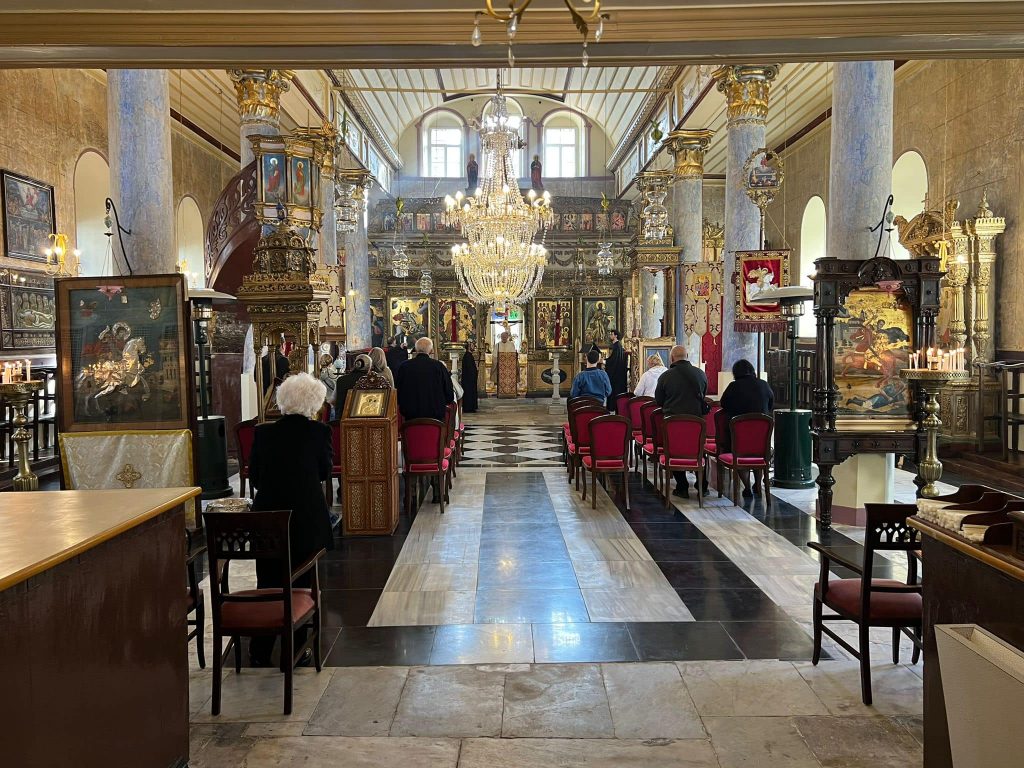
[107,70,175,275]
[228,69,294,167]
[714,65,779,371]
[344,173,372,349]
[828,61,894,260]
[320,171,338,266]
[666,129,714,358]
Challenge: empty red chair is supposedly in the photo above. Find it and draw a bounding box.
[626,396,654,473]
[718,413,774,507]
[580,414,632,510]
[613,391,634,416]
[659,415,707,508]
[563,396,602,466]
[235,418,257,499]
[400,418,451,516]
[566,405,605,489]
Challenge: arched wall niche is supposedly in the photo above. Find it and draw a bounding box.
[73,150,111,277]
[891,150,929,260]
[799,195,827,338]
[175,195,205,288]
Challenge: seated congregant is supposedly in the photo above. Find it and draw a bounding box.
[395,337,454,423]
[633,354,668,398]
[654,344,709,498]
[570,348,612,405]
[332,353,371,414]
[247,372,333,667]
[719,358,774,497]
[369,346,395,388]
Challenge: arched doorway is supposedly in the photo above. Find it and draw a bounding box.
[891,150,928,260]
[73,150,110,276]
[175,197,205,288]
[799,196,826,338]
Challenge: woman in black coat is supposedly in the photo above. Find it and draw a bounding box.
[719,358,774,495]
[247,372,333,665]
[461,342,479,412]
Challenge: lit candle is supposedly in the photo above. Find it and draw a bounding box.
[24,359,30,382]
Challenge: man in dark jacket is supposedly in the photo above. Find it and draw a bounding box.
[655,344,709,498]
[605,329,628,410]
[720,358,774,496]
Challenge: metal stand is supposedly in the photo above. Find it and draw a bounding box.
[0,381,45,491]
[900,368,972,497]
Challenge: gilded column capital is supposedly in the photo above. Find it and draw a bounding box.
[712,65,780,124]
[228,69,295,125]
[663,129,714,179]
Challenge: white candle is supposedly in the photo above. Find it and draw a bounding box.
[24,359,30,382]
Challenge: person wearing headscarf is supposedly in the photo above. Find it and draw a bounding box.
[461,342,479,412]
[333,353,371,414]
[369,346,395,388]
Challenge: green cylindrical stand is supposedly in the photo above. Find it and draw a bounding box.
[773,408,814,488]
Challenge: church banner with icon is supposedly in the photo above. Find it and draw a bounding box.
[734,250,790,332]
[438,298,478,348]
[533,298,572,350]
[682,262,724,394]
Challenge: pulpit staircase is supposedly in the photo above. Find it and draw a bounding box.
[205,161,260,296]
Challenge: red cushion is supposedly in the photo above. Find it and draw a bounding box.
[704,440,717,453]
[220,589,315,631]
[443,447,453,458]
[582,456,627,470]
[659,456,700,468]
[717,453,767,467]
[818,579,922,622]
[567,440,577,454]
[633,434,646,446]
[642,443,657,456]
[408,459,450,473]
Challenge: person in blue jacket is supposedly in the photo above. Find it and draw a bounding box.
[570,348,612,405]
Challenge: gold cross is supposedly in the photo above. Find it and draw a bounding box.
[116,463,143,489]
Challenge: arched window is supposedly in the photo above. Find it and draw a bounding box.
[73,150,110,277]
[175,197,205,288]
[482,96,525,177]
[891,150,928,260]
[799,196,826,338]
[543,112,586,178]
[421,111,465,178]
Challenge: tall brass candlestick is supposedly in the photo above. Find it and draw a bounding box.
[0,380,45,491]
[899,368,971,497]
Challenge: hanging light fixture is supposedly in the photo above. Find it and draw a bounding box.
[43,232,80,278]
[474,2,609,67]
[596,241,614,275]
[637,171,671,240]
[391,242,410,278]
[445,82,554,309]
[334,176,357,234]
[419,268,434,295]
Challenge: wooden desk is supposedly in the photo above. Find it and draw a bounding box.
[909,517,1024,768]
[0,487,200,768]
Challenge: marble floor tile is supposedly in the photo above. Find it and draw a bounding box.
[474,587,590,624]
[383,563,479,592]
[532,622,639,663]
[793,661,923,716]
[188,724,254,768]
[367,589,476,626]
[458,737,721,767]
[304,666,408,736]
[501,664,614,738]
[429,623,535,665]
[566,536,654,561]
[390,666,505,737]
[602,662,706,739]
[582,587,694,622]
[190,669,335,724]
[793,715,923,767]
[628,621,744,661]
[241,723,307,737]
[572,559,667,589]
[241,736,460,767]
[325,626,436,667]
[704,715,821,768]
[890,714,924,745]
[677,660,827,716]
[720,620,820,661]
[748,574,820,606]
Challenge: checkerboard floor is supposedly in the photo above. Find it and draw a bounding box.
[459,425,564,466]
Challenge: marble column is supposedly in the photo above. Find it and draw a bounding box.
[827,61,893,260]
[107,70,175,275]
[228,69,294,167]
[713,65,779,372]
[344,171,372,350]
[665,128,714,358]
[639,269,665,338]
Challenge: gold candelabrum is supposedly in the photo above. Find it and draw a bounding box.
[0,380,45,491]
[900,368,972,497]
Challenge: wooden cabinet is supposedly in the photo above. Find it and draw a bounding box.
[341,387,399,536]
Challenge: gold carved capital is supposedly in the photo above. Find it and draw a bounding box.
[228,69,295,125]
[338,168,374,202]
[712,65,780,123]
[663,129,714,179]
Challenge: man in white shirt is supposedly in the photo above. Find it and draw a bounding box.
[633,354,668,398]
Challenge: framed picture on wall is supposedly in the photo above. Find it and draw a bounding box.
[0,270,56,350]
[532,298,572,350]
[438,298,477,348]
[582,297,620,348]
[389,296,431,342]
[1,170,56,263]
[54,274,194,433]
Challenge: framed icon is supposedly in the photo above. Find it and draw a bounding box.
[348,388,388,418]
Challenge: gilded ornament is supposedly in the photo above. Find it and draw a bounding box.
[712,65,780,123]
[228,69,295,124]
[116,463,143,489]
[663,129,713,179]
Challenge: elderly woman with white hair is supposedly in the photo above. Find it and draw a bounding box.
[247,372,333,667]
[633,353,668,398]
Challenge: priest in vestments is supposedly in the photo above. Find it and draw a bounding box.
[461,343,480,412]
[605,329,628,411]
[493,331,519,398]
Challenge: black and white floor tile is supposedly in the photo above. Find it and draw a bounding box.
[459,425,564,467]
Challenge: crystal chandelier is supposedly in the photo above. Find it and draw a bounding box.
[334,177,357,233]
[642,183,669,240]
[391,242,410,278]
[596,241,613,275]
[445,88,554,309]
[419,268,434,295]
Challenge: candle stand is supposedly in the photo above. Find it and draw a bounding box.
[900,368,972,497]
[0,380,45,491]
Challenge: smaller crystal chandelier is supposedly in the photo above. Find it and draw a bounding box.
[596,241,613,276]
[419,268,434,295]
[43,232,80,277]
[391,242,410,278]
[334,177,357,234]
[637,172,671,240]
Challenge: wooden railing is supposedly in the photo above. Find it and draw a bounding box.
[976,360,1024,456]
[204,161,258,293]
[766,347,815,409]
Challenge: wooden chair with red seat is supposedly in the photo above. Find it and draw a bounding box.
[235,418,258,499]
[185,528,206,669]
[659,415,707,508]
[203,509,325,716]
[708,407,728,497]
[703,404,722,485]
[400,418,451,516]
[566,405,606,489]
[809,502,923,705]
[563,396,602,465]
[626,396,654,473]
[324,420,343,505]
[613,391,635,417]
[580,414,632,510]
[444,402,459,482]
[718,413,774,507]
[637,401,661,488]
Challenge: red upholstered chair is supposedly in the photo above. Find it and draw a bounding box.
[703,404,722,493]
[324,421,343,505]
[810,503,923,705]
[659,415,707,508]
[613,391,635,417]
[400,418,451,516]
[580,414,631,510]
[717,414,774,507]
[444,402,459,481]
[566,405,606,489]
[627,396,654,473]
[637,401,661,487]
[709,408,729,497]
[563,396,603,465]
[203,509,325,716]
[235,418,258,499]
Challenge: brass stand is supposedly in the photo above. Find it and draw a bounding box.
[900,369,972,497]
[0,381,45,491]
